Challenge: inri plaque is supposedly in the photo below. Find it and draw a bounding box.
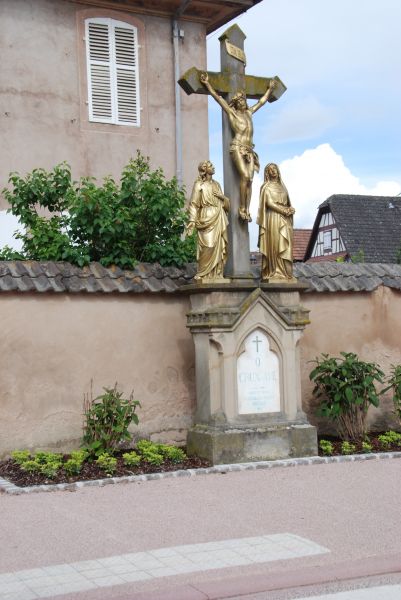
[237,329,280,414]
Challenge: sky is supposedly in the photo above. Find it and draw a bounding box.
[206,0,401,249]
[1,0,400,252]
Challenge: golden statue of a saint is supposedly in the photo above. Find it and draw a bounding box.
[200,72,276,223]
[257,163,295,282]
[186,161,230,282]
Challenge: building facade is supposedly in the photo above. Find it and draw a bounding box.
[305,194,401,263]
[0,0,260,208]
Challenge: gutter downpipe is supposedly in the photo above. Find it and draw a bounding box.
[173,0,191,188]
[172,18,183,188]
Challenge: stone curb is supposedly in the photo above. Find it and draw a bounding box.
[1,451,401,495]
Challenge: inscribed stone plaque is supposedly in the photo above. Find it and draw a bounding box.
[237,329,280,414]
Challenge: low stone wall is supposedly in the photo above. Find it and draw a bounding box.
[301,286,401,434]
[0,261,400,456]
[0,293,196,456]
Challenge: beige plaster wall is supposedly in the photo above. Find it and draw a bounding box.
[1,286,400,456]
[0,293,195,457]
[300,286,401,434]
[0,0,208,206]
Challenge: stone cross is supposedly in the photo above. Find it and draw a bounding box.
[179,24,286,279]
[252,334,262,352]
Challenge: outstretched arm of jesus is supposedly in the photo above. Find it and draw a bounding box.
[250,79,276,114]
[199,72,233,117]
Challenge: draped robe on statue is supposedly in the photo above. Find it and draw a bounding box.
[257,180,293,280]
[188,179,229,281]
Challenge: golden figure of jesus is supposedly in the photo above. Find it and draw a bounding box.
[200,72,276,222]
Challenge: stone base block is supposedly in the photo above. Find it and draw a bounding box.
[187,423,317,465]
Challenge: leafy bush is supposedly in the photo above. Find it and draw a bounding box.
[0,153,196,269]
[21,460,42,473]
[18,451,63,478]
[95,453,117,475]
[384,365,401,425]
[158,445,186,463]
[310,352,384,441]
[135,440,164,465]
[122,451,141,467]
[136,439,155,453]
[341,441,356,455]
[64,459,83,476]
[11,450,31,465]
[378,434,391,450]
[134,440,186,465]
[40,460,62,478]
[82,383,140,457]
[386,431,401,444]
[361,441,373,453]
[319,440,334,456]
[378,431,401,450]
[141,450,164,466]
[64,450,88,476]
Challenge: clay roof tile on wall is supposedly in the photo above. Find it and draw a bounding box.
[0,260,400,294]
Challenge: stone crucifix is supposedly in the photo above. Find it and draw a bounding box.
[179,24,286,279]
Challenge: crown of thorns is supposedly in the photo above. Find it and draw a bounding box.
[229,91,246,107]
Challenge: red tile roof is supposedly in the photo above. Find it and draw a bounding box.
[293,229,312,261]
[307,252,348,263]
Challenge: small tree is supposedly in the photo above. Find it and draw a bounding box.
[82,383,140,457]
[310,352,384,441]
[0,152,195,269]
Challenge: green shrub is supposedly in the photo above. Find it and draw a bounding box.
[64,458,84,476]
[378,431,401,450]
[122,451,141,467]
[361,441,373,453]
[64,450,87,476]
[40,460,62,478]
[11,450,31,465]
[0,153,196,268]
[34,451,62,464]
[310,352,384,441]
[96,453,117,475]
[19,451,62,478]
[385,431,401,444]
[135,440,163,465]
[82,383,140,457]
[319,440,334,456]
[70,450,88,462]
[378,434,391,450]
[159,445,187,463]
[341,441,356,455]
[136,439,155,453]
[135,440,187,465]
[140,449,164,466]
[21,460,42,473]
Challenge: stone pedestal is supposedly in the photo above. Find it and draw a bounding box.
[184,281,317,464]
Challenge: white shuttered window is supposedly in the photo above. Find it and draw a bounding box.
[85,18,140,126]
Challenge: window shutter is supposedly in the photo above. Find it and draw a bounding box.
[87,20,113,122]
[114,25,139,125]
[85,18,140,126]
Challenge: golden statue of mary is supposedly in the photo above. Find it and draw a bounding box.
[257,163,296,282]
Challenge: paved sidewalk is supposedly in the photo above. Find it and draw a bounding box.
[1,459,401,599]
[0,534,329,599]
